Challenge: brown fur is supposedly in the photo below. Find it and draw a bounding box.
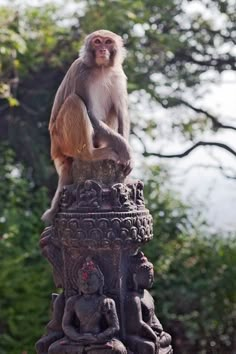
[42,30,132,223]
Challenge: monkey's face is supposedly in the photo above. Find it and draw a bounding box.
[90,36,116,67]
[80,30,125,67]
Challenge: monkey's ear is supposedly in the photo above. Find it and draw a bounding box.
[121,47,127,61]
[117,34,124,46]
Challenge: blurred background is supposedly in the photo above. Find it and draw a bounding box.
[0,0,235,353]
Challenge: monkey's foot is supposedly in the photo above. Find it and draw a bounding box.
[117,158,133,176]
[41,207,58,225]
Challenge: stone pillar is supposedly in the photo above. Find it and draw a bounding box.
[36,161,173,354]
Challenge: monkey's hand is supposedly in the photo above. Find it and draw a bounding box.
[116,139,133,175]
[92,119,133,174]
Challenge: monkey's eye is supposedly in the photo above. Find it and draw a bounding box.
[105,39,112,45]
[94,38,101,44]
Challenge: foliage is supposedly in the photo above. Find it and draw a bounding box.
[79,0,236,161]
[0,1,235,353]
[0,144,52,354]
[144,167,236,353]
[0,4,81,186]
[0,0,235,181]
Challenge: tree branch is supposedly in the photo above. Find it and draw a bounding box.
[131,129,148,153]
[143,141,236,158]
[178,99,236,131]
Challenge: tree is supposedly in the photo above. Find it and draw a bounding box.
[0,1,235,353]
[144,166,236,353]
[0,144,52,354]
[79,0,236,176]
[1,0,236,185]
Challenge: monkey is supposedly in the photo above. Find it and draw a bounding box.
[42,29,132,223]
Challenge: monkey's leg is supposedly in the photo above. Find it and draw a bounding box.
[41,157,72,224]
[51,94,94,158]
[42,95,93,224]
[54,93,119,162]
[42,95,120,224]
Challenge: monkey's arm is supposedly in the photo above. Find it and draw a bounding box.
[115,74,130,141]
[49,59,80,130]
[88,109,132,173]
[88,109,130,150]
[117,98,130,141]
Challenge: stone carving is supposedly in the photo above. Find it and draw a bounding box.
[136,180,145,206]
[36,293,65,354]
[38,180,173,353]
[125,252,172,354]
[112,183,134,210]
[77,180,102,209]
[40,227,64,288]
[59,185,75,210]
[57,180,146,213]
[47,258,127,354]
[55,213,153,249]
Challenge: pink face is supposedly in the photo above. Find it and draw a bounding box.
[91,36,115,66]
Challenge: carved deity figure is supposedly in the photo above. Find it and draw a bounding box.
[48,258,127,354]
[78,181,100,208]
[125,252,172,354]
[36,293,65,354]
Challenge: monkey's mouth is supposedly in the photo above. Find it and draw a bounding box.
[97,53,109,59]
[96,55,110,66]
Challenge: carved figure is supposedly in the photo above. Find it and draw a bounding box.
[40,227,64,289]
[48,258,127,354]
[42,29,132,223]
[136,180,145,206]
[78,180,101,208]
[36,293,65,354]
[112,183,134,209]
[125,252,172,354]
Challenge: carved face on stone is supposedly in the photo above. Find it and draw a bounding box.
[78,258,104,295]
[134,266,154,290]
[79,272,102,295]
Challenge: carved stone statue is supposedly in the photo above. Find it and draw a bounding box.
[36,293,65,354]
[77,180,101,208]
[125,252,172,354]
[38,179,173,353]
[48,258,127,354]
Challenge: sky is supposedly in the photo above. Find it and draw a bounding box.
[131,70,236,233]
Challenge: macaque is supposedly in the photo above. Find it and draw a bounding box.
[42,29,132,223]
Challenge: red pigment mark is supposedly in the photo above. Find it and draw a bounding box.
[82,271,89,280]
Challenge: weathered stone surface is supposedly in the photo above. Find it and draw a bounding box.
[72,159,127,186]
[37,168,173,353]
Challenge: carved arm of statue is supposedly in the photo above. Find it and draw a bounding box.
[126,294,159,345]
[62,296,88,343]
[150,311,164,333]
[94,297,120,343]
[62,296,120,345]
[125,252,172,354]
[35,293,65,354]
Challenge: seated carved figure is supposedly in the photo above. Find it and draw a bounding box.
[35,293,65,354]
[48,258,127,354]
[125,252,172,354]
